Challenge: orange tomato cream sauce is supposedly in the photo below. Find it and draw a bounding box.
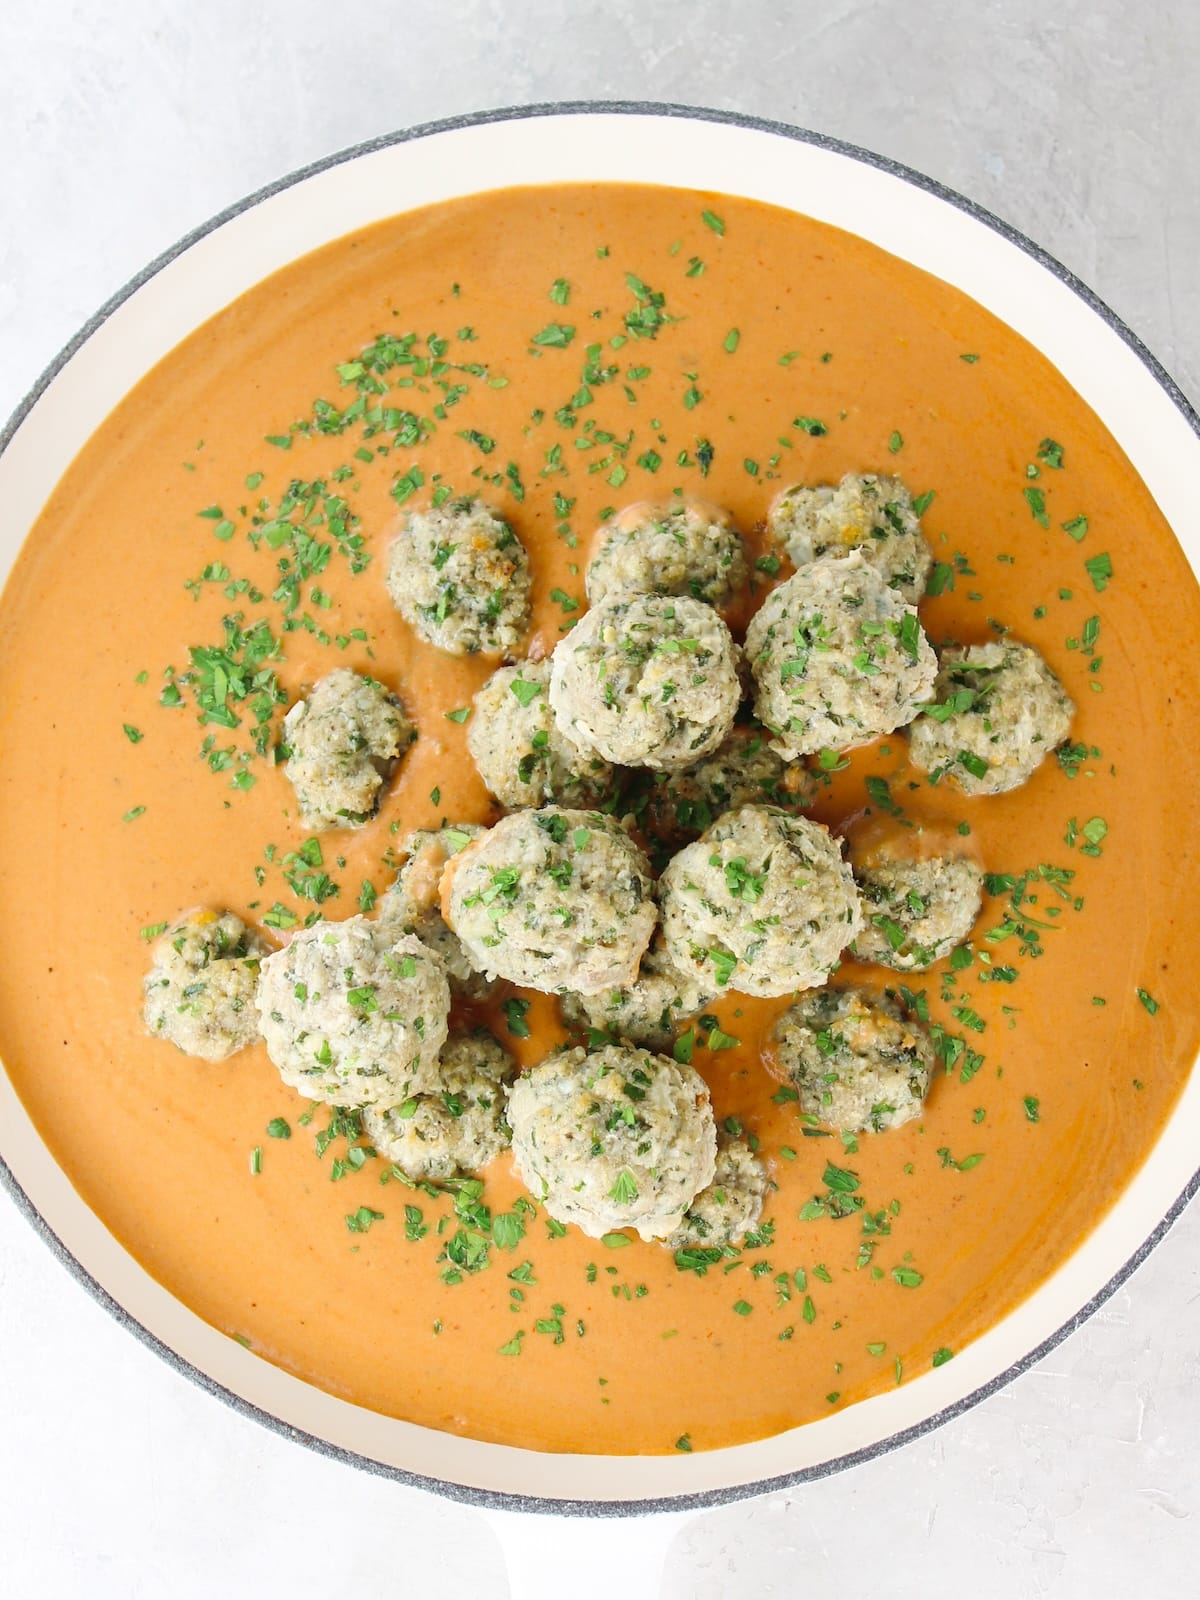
[1,184,1198,1456]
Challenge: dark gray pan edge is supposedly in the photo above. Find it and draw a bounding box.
[1,100,1197,1521]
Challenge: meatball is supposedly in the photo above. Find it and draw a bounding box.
[745,553,937,760]
[559,932,714,1053]
[659,804,863,999]
[637,723,817,846]
[283,668,413,831]
[586,498,748,612]
[907,639,1074,796]
[362,1029,516,1180]
[143,909,268,1061]
[375,824,496,1001]
[445,808,657,995]
[467,659,614,810]
[507,1043,717,1241]
[385,496,532,657]
[664,1138,769,1251]
[256,916,450,1108]
[850,851,983,970]
[549,593,742,771]
[770,985,934,1133]
[768,472,932,603]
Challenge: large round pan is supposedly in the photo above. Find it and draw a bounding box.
[2,103,1198,1521]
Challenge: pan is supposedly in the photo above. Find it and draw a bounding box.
[1,104,1197,1592]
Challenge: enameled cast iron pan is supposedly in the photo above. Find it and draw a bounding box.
[2,105,1197,1586]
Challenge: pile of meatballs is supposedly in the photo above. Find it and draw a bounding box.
[143,474,1075,1250]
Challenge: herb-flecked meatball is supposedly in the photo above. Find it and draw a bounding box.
[386,496,532,657]
[362,1029,516,1180]
[375,824,496,1001]
[143,909,268,1061]
[507,1043,717,1241]
[637,722,817,846]
[559,932,714,1053]
[745,553,937,760]
[467,659,614,810]
[850,850,983,970]
[549,592,742,771]
[283,668,413,830]
[664,1137,769,1251]
[768,472,932,603]
[659,805,864,998]
[770,985,935,1133]
[586,498,748,612]
[444,808,657,995]
[907,639,1074,795]
[256,916,450,1108]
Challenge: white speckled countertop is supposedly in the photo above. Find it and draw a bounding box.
[1,3,1197,1594]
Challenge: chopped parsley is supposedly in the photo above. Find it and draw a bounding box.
[1084,551,1113,592]
[531,323,575,349]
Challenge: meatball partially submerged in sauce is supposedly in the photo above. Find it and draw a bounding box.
[507,1042,717,1241]
[637,722,817,847]
[386,495,532,657]
[283,667,413,831]
[375,823,496,1001]
[907,639,1074,795]
[659,804,863,998]
[444,807,657,995]
[746,553,937,760]
[363,1028,516,1181]
[585,498,748,613]
[143,909,268,1061]
[664,1137,770,1252]
[559,930,714,1054]
[549,592,742,771]
[851,849,984,971]
[467,658,614,810]
[768,472,933,603]
[256,916,450,1108]
[770,985,935,1134]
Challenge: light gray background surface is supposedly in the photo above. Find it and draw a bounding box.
[1,3,1197,1595]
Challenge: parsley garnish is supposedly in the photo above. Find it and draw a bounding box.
[531,323,575,348]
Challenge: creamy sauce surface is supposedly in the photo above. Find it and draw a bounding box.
[1,183,1198,1454]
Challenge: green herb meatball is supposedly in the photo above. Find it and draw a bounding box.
[745,553,937,760]
[549,592,742,771]
[850,850,983,971]
[283,667,413,831]
[507,1042,717,1240]
[770,985,934,1133]
[386,495,532,657]
[659,804,863,998]
[467,658,614,810]
[375,824,496,1001]
[907,639,1075,795]
[143,909,268,1061]
[637,722,817,846]
[768,472,932,603]
[363,1029,516,1180]
[444,808,657,995]
[256,916,450,1108]
[664,1137,769,1251]
[586,497,748,612]
[559,932,714,1053]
